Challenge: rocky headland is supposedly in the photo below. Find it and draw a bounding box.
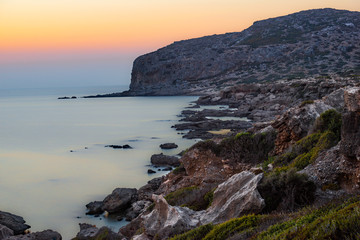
[84,8,360,98]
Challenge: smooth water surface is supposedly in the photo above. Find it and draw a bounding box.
[0,86,197,239]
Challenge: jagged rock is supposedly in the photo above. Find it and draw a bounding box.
[139,195,202,239]
[125,201,152,221]
[202,171,265,224]
[272,100,334,154]
[4,230,62,240]
[150,153,180,167]
[156,148,250,196]
[102,188,138,213]
[75,223,122,240]
[159,143,178,149]
[0,211,30,235]
[138,177,164,201]
[0,224,13,239]
[147,169,156,174]
[344,87,360,112]
[85,201,104,215]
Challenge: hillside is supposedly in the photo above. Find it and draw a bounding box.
[127,8,360,96]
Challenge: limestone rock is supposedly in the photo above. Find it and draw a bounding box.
[125,200,152,221]
[139,195,202,239]
[202,171,265,224]
[344,87,360,112]
[102,188,138,213]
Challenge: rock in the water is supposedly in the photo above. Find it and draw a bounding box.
[0,211,30,235]
[159,143,178,149]
[138,177,164,201]
[4,230,62,240]
[202,171,265,224]
[105,145,132,149]
[75,223,122,240]
[147,169,156,174]
[0,224,14,239]
[102,188,138,213]
[150,153,180,167]
[85,201,104,215]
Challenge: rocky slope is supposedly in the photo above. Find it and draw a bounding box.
[126,8,360,96]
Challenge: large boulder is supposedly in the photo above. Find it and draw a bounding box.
[102,188,138,213]
[202,171,265,224]
[125,200,152,221]
[4,230,62,240]
[159,143,178,149]
[85,201,104,215]
[150,153,180,167]
[0,211,30,235]
[0,224,13,240]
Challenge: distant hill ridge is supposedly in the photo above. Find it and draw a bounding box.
[127,8,360,96]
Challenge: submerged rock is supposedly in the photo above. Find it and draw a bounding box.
[102,188,138,214]
[85,201,104,215]
[150,153,180,167]
[159,143,178,149]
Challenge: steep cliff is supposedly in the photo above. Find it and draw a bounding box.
[128,8,360,95]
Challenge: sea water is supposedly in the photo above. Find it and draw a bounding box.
[0,86,198,239]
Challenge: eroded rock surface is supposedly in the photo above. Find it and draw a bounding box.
[0,211,30,235]
[102,188,138,213]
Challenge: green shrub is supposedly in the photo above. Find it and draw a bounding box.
[313,109,342,140]
[203,215,261,240]
[172,164,186,175]
[258,168,316,212]
[204,188,216,209]
[300,100,314,107]
[171,224,214,240]
[165,186,199,206]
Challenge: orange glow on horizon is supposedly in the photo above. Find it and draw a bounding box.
[1,0,360,53]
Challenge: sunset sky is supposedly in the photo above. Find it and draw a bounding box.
[1,0,359,88]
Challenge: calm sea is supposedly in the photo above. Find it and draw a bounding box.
[0,86,197,239]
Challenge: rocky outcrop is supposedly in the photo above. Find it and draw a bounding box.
[302,87,360,191]
[202,171,264,224]
[272,100,334,154]
[150,153,180,167]
[137,177,163,201]
[102,188,138,214]
[156,148,250,196]
[0,212,30,235]
[123,171,264,239]
[126,9,360,96]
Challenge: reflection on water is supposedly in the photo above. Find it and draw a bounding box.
[0,87,197,239]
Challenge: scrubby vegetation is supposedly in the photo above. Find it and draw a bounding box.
[191,130,277,165]
[172,196,360,240]
[270,109,342,172]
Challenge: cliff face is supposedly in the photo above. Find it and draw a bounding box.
[129,8,360,95]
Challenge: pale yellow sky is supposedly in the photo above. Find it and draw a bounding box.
[1,0,359,52]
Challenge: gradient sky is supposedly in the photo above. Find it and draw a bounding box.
[1,0,359,89]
